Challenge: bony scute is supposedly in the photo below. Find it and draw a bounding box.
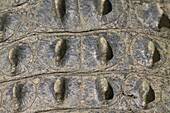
[55,39,67,66]
[12,83,23,111]
[95,77,114,102]
[97,37,113,65]
[54,0,66,18]
[138,79,155,109]
[96,0,112,15]
[53,77,65,103]
[8,46,20,74]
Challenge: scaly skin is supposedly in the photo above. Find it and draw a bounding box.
[0,0,169,113]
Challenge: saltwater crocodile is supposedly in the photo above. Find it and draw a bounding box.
[0,0,170,113]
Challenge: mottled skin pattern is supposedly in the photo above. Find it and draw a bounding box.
[0,0,170,113]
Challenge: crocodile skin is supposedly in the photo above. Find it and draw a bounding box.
[0,0,170,113]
